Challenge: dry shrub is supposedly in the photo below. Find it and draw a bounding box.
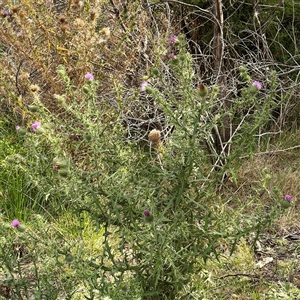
[0,0,171,124]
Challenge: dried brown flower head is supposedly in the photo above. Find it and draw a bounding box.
[90,9,96,21]
[29,84,40,93]
[74,18,85,28]
[61,24,68,32]
[19,73,30,81]
[148,129,161,145]
[19,10,26,18]
[100,27,111,38]
[59,15,67,23]
[11,6,19,14]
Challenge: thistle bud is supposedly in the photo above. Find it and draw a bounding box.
[58,169,69,178]
[65,254,74,263]
[83,86,90,94]
[29,105,38,112]
[151,68,159,77]
[17,128,27,136]
[143,210,153,223]
[56,159,69,169]
[84,133,92,142]
[17,224,26,232]
[198,83,208,98]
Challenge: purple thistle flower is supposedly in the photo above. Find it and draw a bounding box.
[3,10,10,16]
[168,53,175,59]
[252,81,262,90]
[31,121,41,132]
[169,35,178,44]
[143,210,150,217]
[85,72,94,80]
[141,81,148,92]
[11,219,20,227]
[16,125,20,130]
[285,195,292,202]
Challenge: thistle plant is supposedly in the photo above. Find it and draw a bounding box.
[0,1,295,299]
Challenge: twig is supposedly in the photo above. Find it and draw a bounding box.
[219,273,257,279]
[239,145,300,159]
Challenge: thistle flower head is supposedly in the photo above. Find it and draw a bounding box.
[29,84,40,93]
[148,129,161,144]
[16,125,20,130]
[144,210,150,217]
[85,72,94,80]
[74,18,85,27]
[11,219,20,227]
[169,35,178,44]
[31,121,41,132]
[59,14,67,23]
[198,83,208,98]
[168,53,175,59]
[2,10,10,16]
[252,81,262,90]
[285,195,292,202]
[100,27,111,38]
[11,6,19,14]
[141,81,148,92]
[90,9,96,20]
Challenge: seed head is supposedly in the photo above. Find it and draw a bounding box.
[19,73,30,82]
[100,27,111,38]
[18,10,26,19]
[90,9,96,21]
[74,18,85,27]
[59,15,67,23]
[11,6,19,14]
[29,84,40,93]
[60,24,68,32]
[148,129,161,145]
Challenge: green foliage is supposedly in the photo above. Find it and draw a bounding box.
[0,34,282,299]
[0,0,299,299]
